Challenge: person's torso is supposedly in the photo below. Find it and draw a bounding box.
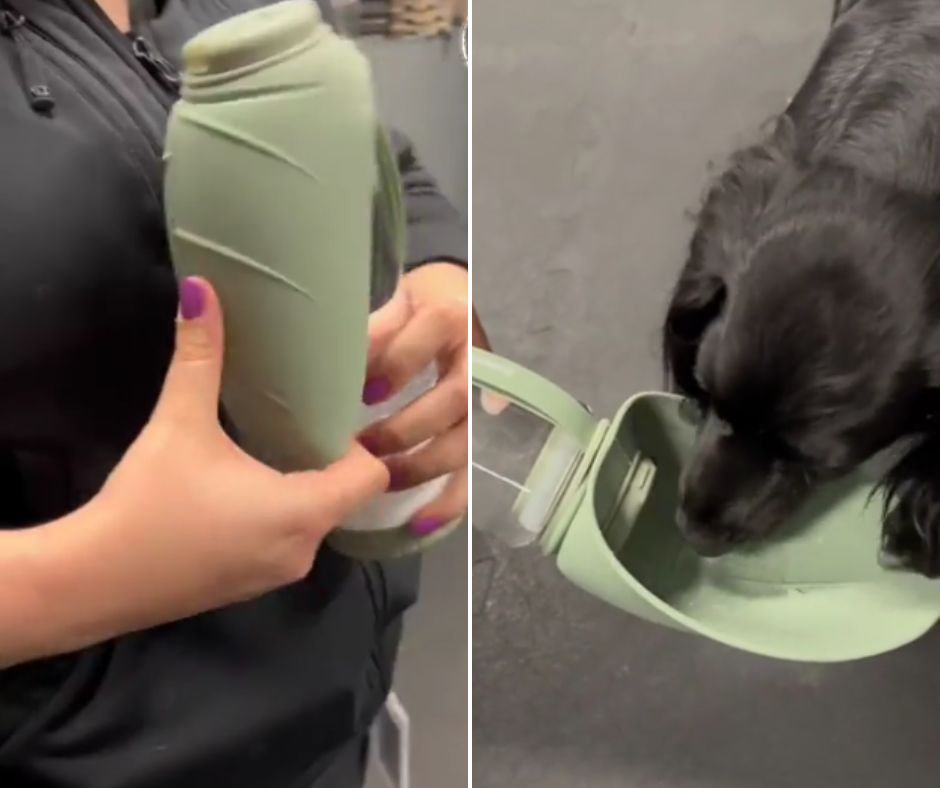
[0,3,417,786]
[0,0,182,520]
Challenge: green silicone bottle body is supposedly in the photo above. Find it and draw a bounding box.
[164,0,376,471]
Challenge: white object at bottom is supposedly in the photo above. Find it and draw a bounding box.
[344,366,452,532]
[371,692,411,788]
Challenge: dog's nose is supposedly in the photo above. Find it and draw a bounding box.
[675,510,734,558]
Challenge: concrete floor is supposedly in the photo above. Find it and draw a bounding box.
[358,35,468,788]
[472,2,940,787]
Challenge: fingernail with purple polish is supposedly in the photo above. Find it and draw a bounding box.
[362,377,392,405]
[179,277,206,321]
[411,518,444,536]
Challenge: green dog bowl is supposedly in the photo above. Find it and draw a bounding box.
[472,349,940,662]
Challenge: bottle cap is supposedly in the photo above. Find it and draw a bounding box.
[182,0,320,79]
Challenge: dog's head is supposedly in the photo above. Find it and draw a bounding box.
[665,152,934,556]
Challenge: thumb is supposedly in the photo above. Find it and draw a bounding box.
[287,443,390,528]
[152,277,225,425]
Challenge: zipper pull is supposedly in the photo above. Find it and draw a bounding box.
[0,9,55,114]
[131,35,180,91]
[0,9,19,32]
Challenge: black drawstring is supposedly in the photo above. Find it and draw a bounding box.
[130,35,179,92]
[0,5,54,114]
[0,6,174,114]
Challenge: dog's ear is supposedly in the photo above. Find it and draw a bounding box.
[880,433,940,577]
[663,273,725,398]
[702,124,799,248]
[664,126,798,397]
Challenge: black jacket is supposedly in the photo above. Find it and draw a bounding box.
[0,1,467,786]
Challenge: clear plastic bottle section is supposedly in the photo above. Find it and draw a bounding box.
[471,384,585,547]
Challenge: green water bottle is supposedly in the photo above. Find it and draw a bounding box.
[165,1,437,559]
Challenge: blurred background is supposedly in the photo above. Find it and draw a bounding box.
[472,2,940,787]
[346,4,468,786]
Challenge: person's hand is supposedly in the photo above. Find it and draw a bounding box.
[38,277,388,647]
[359,263,471,535]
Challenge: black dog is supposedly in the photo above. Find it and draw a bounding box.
[664,0,940,576]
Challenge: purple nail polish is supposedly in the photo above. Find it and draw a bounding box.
[362,377,392,405]
[411,517,444,536]
[179,277,205,320]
